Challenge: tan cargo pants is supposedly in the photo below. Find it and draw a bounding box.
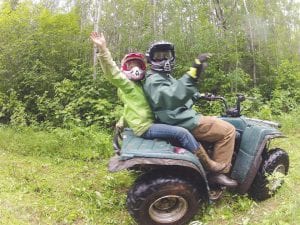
[192,116,235,173]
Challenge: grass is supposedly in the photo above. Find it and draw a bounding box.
[0,109,299,225]
[0,126,135,224]
[195,134,300,225]
[0,149,135,224]
[0,125,113,160]
[192,109,300,225]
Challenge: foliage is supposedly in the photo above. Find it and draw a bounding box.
[0,90,27,125]
[0,0,299,128]
[0,1,299,224]
[0,125,113,160]
[0,2,123,128]
[36,61,122,128]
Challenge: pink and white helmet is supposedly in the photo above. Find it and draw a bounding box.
[121,53,147,81]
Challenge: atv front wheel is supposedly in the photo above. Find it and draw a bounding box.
[126,170,205,225]
[249,148,289,201]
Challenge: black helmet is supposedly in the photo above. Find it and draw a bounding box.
[146,41,175,72]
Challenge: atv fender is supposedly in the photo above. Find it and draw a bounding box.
[108,155,210,193]
[109,155,205,175]
[233,133,285,194]
[108,128,210,192]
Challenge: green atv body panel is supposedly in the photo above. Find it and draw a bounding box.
[221,116,283,192]
[109,128,210,190]
[109,116,283,193]
[116,128,206,174]
[120,129,198,164]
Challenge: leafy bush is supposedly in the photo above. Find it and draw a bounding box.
[226,68,251,93]
[274,107,300,134]
[0,2,299,129]
[0,90,27,125]
[274,60,300,101]
[269,89,298,115]
[0,4,124,129]
[0,125,114,160]
[36,60,122,128]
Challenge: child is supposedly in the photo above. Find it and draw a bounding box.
[90,32,225,172]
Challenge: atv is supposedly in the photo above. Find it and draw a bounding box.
[108,93,289,225]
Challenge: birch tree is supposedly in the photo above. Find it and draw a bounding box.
[243,0,256,87]
[92,0,101,79]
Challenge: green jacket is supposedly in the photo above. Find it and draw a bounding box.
[143,70,201,131]
[97,47,154,136]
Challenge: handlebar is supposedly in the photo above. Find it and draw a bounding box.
[195,92,246,117]
[194,93,229,111]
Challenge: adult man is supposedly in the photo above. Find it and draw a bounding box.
[143,41,237,187]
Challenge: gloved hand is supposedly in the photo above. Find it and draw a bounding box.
[198,53,212,63]
[187,53,212,79]
[198,53,212,73]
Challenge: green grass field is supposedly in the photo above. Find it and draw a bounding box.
[0,111,299,225]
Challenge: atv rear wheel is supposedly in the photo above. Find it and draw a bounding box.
[249,148,289,201]
[126,170,205,225]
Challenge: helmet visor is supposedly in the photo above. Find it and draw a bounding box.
[125,59,145,70]
[152,50,173,61]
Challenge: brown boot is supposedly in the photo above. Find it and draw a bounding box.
[208,174,238,188]
[195,146,227,172]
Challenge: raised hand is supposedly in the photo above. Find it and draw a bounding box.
[197,53,212,63]
[90,31,106,49]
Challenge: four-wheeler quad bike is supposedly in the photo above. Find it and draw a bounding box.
[108,93,289,225]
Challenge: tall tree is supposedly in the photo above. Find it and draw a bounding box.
[243,0,256,87]
[92,0,102,79]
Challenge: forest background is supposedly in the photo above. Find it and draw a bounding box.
[0,0,299,224]
[0,0,299,128]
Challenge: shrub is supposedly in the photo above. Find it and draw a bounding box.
[0,125,114,160]
[0,90,27,125]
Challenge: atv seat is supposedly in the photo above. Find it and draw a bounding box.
[111,128,207,170]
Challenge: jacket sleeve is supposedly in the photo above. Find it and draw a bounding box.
[97,47,134,93]
[144,73,198,109]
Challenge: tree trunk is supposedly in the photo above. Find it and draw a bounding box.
[151,0,157,35]
[243,0,256,87]
[9,0,19,10]
[92,0,102,80]
[213,0,227,31]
